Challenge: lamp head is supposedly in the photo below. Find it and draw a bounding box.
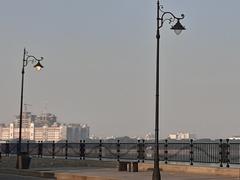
[171,19,185,35]
[34,61,44,71]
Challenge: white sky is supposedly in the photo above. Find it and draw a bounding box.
[0,0,240,139]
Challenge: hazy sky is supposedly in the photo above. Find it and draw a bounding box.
[0,0,240,139]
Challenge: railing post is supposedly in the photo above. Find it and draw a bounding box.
[79,140,82,160]
[164,139,168,164]
[117,140,120,161]
[40,141,43,158]
[38,141,41,158]
[99,140,102,160]
[6,141,9,157]
[137,139,145,162]
[142,139,145,162]
[80,140,85,160]
[83,140,85,160]
[0,142,2,156]
[137,139,140,162]
[219,139,223,167]
[37,141,42,158]
[226,139,230,168]
[190,139,193,165]
[27,141,29,155]
[16,141,19,156]
[52,141,55,159]
[65,140,68,159]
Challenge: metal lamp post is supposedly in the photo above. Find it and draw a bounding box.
[153,1,185,180]
[17,48,44,169]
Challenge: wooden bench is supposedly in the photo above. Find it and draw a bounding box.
[118,161,138,172]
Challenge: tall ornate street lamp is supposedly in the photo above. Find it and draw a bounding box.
[153,1,185,179]
[17,48,44,169]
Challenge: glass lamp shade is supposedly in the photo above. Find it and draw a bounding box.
[171,19,185,35]
[34,61,44,71]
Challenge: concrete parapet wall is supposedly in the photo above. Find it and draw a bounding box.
[139,163,240,178]
[30,158,118,169]
[0,156,118,169]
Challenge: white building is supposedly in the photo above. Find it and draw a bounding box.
[168,132,195,140]
[229,136,240,140]
[145,132,154,140]
[34,124,67,142]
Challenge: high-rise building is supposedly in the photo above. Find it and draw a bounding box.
[67,124,90,142]
[34,113,57,127]
[34,123,67,142]
[14,112,36,128]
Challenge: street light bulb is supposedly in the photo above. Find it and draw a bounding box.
[35,66,42,71]
[34,61,44,71]
[174,29,182,35]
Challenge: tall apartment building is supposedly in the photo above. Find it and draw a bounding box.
[67,124,90,142]
[0,124,10,140]
[34,124,67,142]
[14,112,36,128]
[34,113,57,127]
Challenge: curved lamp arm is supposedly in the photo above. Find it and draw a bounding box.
[22,48,44,71]
[158,2,185,32]
[24,54,44,67]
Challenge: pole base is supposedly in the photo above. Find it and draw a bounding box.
[16,153,31,169]
[152,167,161,180]
[16,154,22,169]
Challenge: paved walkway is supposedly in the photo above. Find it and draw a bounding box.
[0,157,239,179]
[0,167,239,180]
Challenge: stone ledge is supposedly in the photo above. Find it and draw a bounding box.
[139,163,240,178]
[0,168,55,178]
[55,172,118,180]
[0,156,118,169]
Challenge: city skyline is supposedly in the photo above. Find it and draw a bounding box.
[0,108,235,140]
[1,0,240,139]
[0,111,90,142]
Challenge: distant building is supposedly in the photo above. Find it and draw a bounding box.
[35,123,67,142]
[0,111,89,142]
[0,121,34,141]
[14,112,36,128]
[34,113,57,127]
[0,124,11,141]
[89,134,100,140]
[145,132,154,140]
[229,136,240,140]
[168,133,177,140]
[67,124,90,142]
[168,132,196,140]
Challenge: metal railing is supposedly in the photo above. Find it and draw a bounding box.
[0,139,237,167]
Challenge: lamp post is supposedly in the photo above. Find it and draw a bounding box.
[153,1,185,180]
[17,48,44,168]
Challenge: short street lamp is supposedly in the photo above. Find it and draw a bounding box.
[17,48,44,169]
[153,1,185,180]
